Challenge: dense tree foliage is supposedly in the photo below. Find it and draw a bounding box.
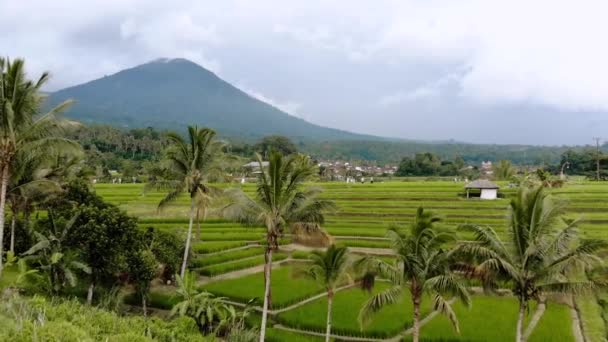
[396,153,466,176]
[254,135,298,157]
[127,249,158,316]
[145,227,184,281]
[554,148,608,179]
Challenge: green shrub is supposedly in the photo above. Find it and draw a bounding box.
[146,228,184,279]
[0,295,205,341]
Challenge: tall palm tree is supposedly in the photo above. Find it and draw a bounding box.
[7,149,70,253]
[457,186,608,342]
[307,244,351,342]
[358,207,470,342]
[0,58,79,276]
[149,126,224,278]
[224,151,335,342]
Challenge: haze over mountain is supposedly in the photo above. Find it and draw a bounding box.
[49,58,377,141]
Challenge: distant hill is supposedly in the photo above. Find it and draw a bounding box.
[48,58,378,141]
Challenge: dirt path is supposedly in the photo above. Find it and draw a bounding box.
[571,298,586,342]
[281,243,395,256]
[334,236,390,241]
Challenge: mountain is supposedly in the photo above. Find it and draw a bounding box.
[48,58,378,141]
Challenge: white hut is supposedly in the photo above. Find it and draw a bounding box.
[242,161,269,174]
[465,179,500,200]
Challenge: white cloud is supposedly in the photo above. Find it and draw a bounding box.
[268,0,608,112]
[237,84,302,117]
[379,73,462,107]
[3,0,608,143]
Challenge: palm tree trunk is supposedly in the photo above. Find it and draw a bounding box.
[412,294,421,342]
[259,247,273,342]
[0,165,9,277]
[9,215,15,253]
[87,281,95,305]
[325,289,334,342]
[516,300,526,342]
[523,300,546,340]
[180,199,196,278]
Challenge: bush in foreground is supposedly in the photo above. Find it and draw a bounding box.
[0,294,207,341]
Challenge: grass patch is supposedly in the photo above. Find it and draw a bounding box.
[577,295,606,342]
[196,253,287,276]
[191,247,264,267]
[276,284,432,338]
[415,296,572,342]
[266,328,324,342]
[192,241,249,254]
[202,265,324,308]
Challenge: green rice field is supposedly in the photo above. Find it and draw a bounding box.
[94,179,608,341]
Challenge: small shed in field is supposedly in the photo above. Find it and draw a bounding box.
[465,179,499,200]
[242,161,269,174]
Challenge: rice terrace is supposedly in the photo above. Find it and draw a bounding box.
[87,179,607,342]
[4,2,608,341]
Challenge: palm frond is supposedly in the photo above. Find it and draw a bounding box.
[358,285,403,326]
[433,294,460,333]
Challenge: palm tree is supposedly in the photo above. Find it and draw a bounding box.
[148,126,224,278]
[23,211,91,294]
[457,186,608,342]
[7,150,69,253]
[0,58,79,276]
[358,207,470,342]
[224,151,335,342]
[307,244,351,342]
[171,271,234,335]
[493,160,516,181]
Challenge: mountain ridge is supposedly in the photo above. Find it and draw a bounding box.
[48,58,382,142]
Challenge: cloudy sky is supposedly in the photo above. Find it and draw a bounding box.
[3,0,608,145]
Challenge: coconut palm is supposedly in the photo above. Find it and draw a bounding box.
[457,186,608,342]
[171,271,234,335]
[358,207,470,342]
[223,151,335,342]
[307,244,351,342]
[7,150,71,253]
[0,58,80,276]
[493,160,516,181]
[148,126,225,278]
